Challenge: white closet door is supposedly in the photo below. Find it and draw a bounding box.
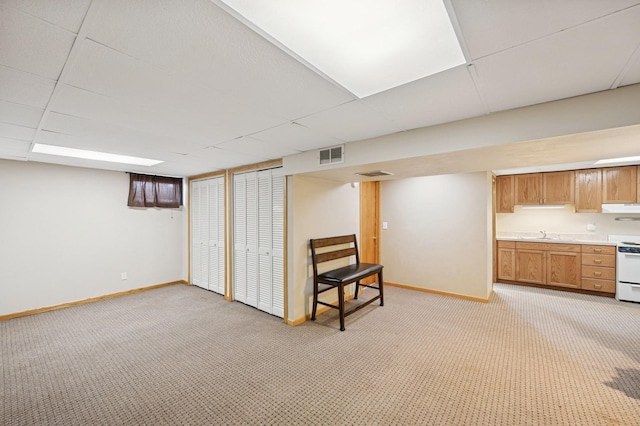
[191,180,209,290]
[233,173,247,303]
[271,170,285,318]
[191,176,224,294]
[233,168,284,318]
[257,170,273,314]
[207,177,225,295]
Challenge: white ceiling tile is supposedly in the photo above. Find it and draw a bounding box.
[473,6,640,112]
[363,65,486,131]
[41,112,205,155]
[194,146,269,170]
[0,5,76,80]
[249,123,343,152]
[0,66,55,108]
[216,136,300,159]
[2,0,91,33]
[63,40,286,143]
[0,100,43,128]
[0,137,30,158]
[452,0,640,59]
[619,46,640,87]
[0,122,35,141]
[87,0,354,120]
[296,101,403,142]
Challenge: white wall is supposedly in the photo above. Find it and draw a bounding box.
[0,160,185,316]
[497,206,640,239]
[380,172,493,300]
[287,175,359,323]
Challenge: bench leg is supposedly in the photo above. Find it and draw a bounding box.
[379,270,384,306]
[311,280,318,321]
[354,281,360,300]
[338,283,346,331]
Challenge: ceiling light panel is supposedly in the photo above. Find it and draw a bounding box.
[218,0,466,98]
[32,143,163,166]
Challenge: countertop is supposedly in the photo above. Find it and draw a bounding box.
[496,233,617,246]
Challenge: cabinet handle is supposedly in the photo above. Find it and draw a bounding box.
[593,248,602,253]
[594,272,602,276]
[595,284,602,289]
[594,259,602,264]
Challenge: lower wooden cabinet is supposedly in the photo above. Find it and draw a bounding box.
[497,240,616,295]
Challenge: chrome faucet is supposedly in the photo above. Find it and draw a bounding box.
[540,230,547,239]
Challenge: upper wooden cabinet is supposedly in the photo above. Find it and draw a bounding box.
[514,173,543,205]
[514,171,574,205]
[543,171,574,204]
[496,175,514,213]
[575,169,602,213]
[602,166,637,203]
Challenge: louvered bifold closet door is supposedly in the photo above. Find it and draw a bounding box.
[207,176,225,295]
[233,173,247,303]
[270,169,285,318]
[245,172,259,308]
[257,170,273,314]
[191,180,209,289]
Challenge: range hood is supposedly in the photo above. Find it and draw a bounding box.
[601,204,640,214]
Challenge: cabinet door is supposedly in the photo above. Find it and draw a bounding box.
[575,169,602,213]
[547,251,580,289]
[497,247,516,281]
[543,171,574,204]
[602,166,637,203]
[516,249,546,284]
[514,173,543,205]
[496,175,514,213]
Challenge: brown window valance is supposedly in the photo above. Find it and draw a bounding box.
[127,173,183,208]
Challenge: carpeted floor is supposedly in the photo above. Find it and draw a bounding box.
[2,283,639,425]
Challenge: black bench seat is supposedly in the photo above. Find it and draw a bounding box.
[310,234,384,331]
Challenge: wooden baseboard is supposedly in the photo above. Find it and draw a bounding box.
[287,293,357,326]
[495,279,615,298]
[0,280,188,321]
[385,281,492,303]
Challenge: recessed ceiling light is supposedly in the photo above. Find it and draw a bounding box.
[594,155,640,165]
[217,0,466,98]
[32,144,163,166]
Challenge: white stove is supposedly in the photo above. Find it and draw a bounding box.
[609,235,640,303]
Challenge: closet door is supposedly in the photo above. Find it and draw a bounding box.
[191,179,209,290]
[232,168,285,318]
[207,177,225,295]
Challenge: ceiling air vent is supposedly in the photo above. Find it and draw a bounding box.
[355,170,394,177]
[318,145,344,165]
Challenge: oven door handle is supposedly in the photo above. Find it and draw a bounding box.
[620,282,640,287]
[620,252,640,256]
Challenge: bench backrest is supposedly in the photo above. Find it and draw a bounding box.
[309,234,361,276]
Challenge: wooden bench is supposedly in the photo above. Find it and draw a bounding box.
[310,234,384,331]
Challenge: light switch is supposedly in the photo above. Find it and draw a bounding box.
[382,221,388,230]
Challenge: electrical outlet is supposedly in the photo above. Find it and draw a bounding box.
[121,272,127,280]
[382,221,388,230]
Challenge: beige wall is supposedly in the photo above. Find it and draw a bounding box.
[0,160,185,316]
[287,175,359,323]
[380,172,493,300]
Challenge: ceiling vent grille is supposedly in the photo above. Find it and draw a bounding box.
[319,145,344,165]
[355,170,394,177]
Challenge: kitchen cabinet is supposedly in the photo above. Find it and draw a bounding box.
[496,175,514,213]
[497,240,516,280]
[575,169,602,213]
[514,173,543,205]
[514,171,574,205]
[515,242,581,288]
[580,245,616,294]
[543,171,574,204]
[602,166,637,203]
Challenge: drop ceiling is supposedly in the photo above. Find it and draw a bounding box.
[1,0,640,177]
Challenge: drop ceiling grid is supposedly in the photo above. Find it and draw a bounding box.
[4,0,91,34]
[248,122,343,152]
[0,137,31,158]
[363,65,486,131]
[472,5,640,113]
[215,136,301,159]
[452,0,640,60]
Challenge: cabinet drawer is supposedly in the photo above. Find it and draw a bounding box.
[581,254,616,268]
[581,265,616,281]
[497,240,515,248]
[516,242,580,252]
[581,245,616,255]
[581,278,616,294]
